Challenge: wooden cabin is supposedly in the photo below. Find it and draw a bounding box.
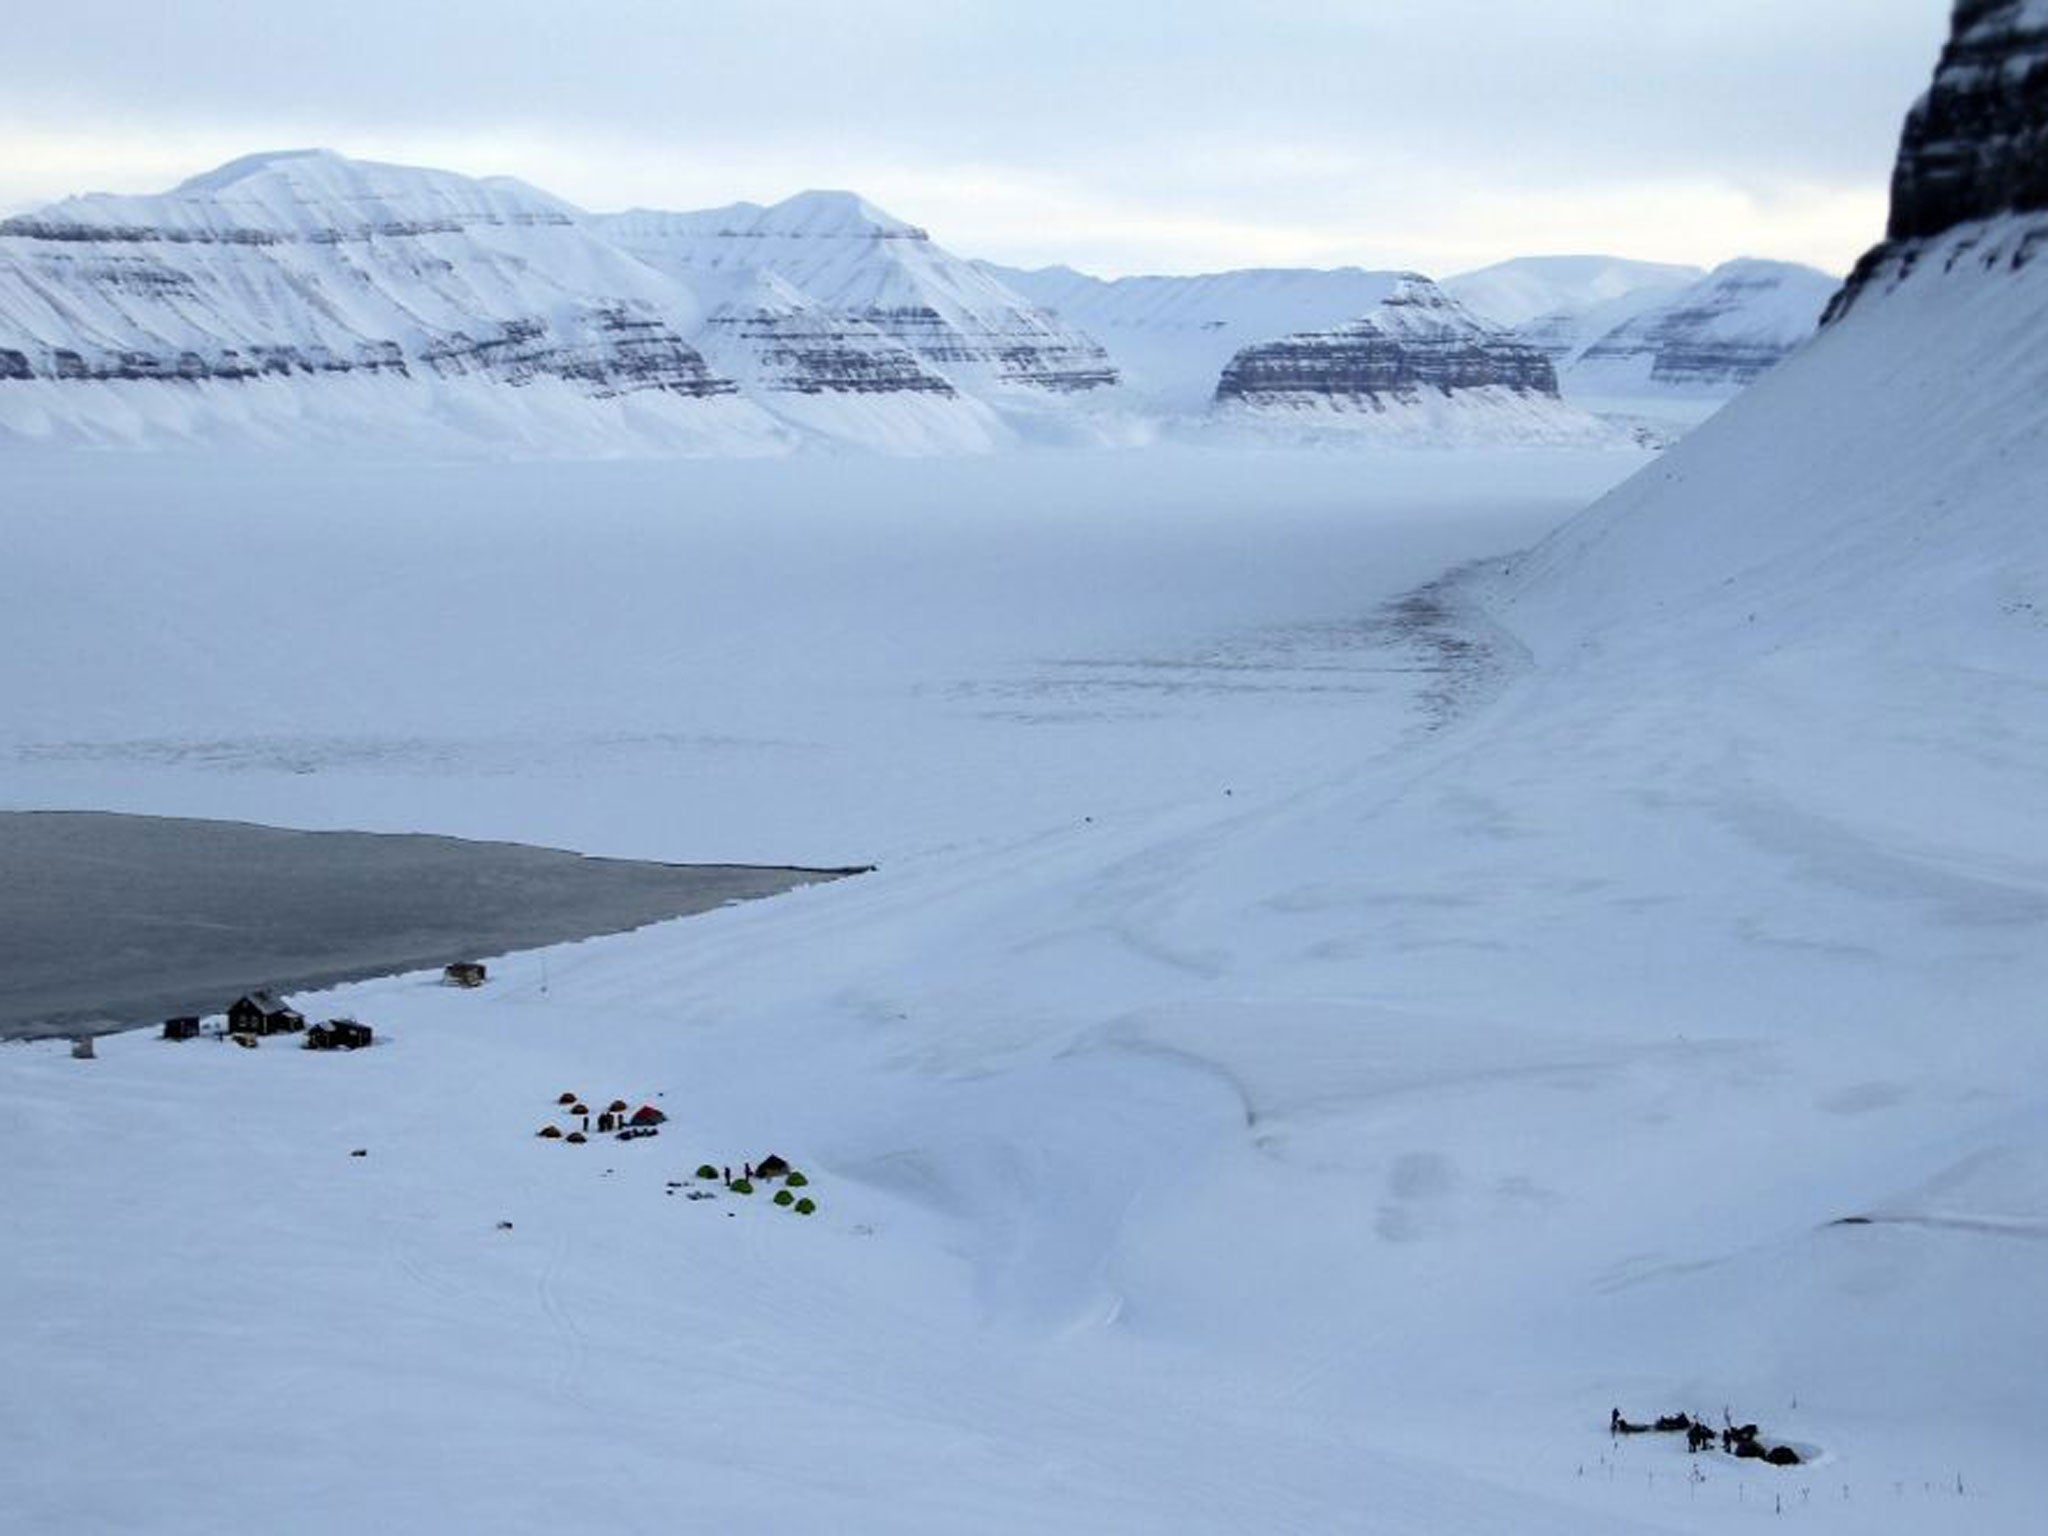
[443,962,488,988]
[162,1016,202,1042]
[306,1018,374,1051]
[227,991,304,1036]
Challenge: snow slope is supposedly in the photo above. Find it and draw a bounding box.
[0,446,1707,1536]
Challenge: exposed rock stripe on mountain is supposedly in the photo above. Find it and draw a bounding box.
[1564,259,1839,392]
[0,150,733,398]
[1214,280,1556,403]
[1447,255,1838,443]
[0,157,1106,453]
[597,195,1119,397]
[995,263,1613,443]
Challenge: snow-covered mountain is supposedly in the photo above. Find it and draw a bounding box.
[0,148,729,396]
[1444,255,1706,381]
[0,149,798,454]
[677,267,1014,455]
[1562,258,1839,396]
[994,264,1613,442]
[991,263,1413,413]
[0,161,1114,454]
[1443,254,1703,333]
[1445,253,1838,441]
[0,148,1811,457]
[1208,278,1615,443]
[599,194,1120,408]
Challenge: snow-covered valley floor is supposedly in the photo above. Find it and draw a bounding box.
[4,443,2042,1533]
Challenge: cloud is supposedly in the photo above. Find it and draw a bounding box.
[3,0,1953,275]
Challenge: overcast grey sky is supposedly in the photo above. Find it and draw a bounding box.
[5,1,1951,277]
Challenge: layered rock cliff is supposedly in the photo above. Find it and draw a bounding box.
[1891,0,2048,241]
[1213,279,1559,408]
[1832,0,2048,318]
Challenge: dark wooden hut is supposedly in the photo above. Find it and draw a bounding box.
[443,962,488,988]
[306,1018,374,1051]
[162,1016,201,1042]
[227,991,304,1036]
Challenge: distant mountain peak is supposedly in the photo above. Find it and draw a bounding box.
[1444,256,1706,330]
[170,147,345,193]
[16,147,581,241]
[630,190,928,242]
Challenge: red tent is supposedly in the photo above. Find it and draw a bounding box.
[630,1105,666,1127]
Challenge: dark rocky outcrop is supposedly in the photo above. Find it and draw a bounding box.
[1892,1,2048,241]
[1831,1,2048,319]
[1214,280,1558,407]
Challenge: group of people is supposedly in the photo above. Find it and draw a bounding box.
[1608,1407,1803,1466]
